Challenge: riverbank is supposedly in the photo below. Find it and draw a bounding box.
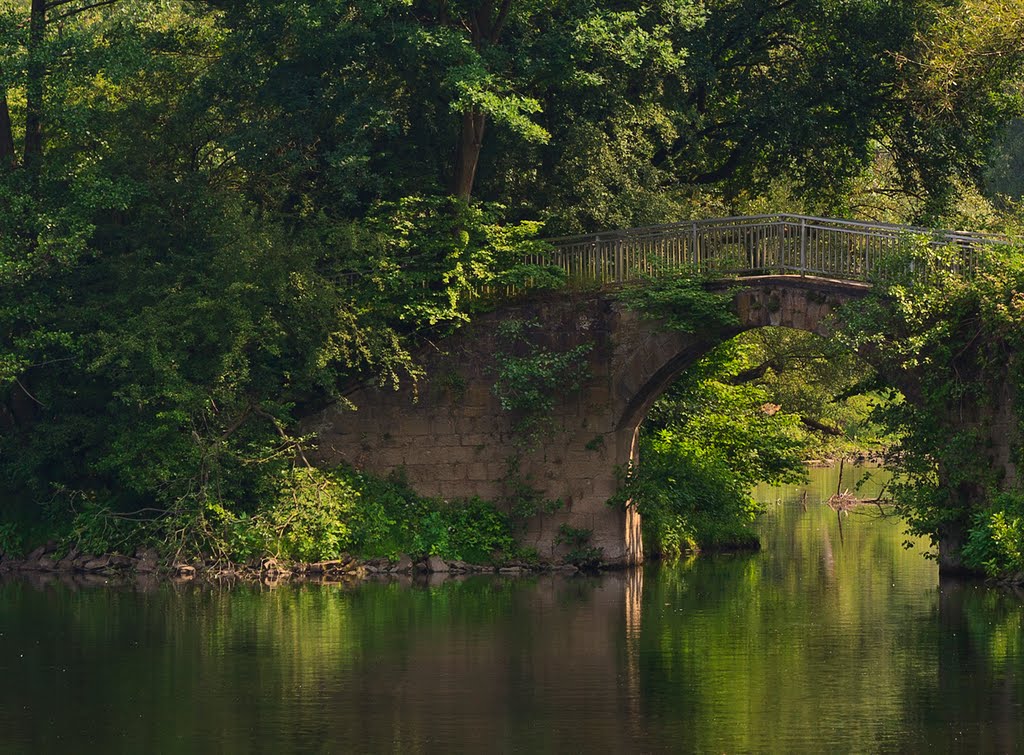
[0,535,768,586]
[804,450,888,468]
[0,542,584,587]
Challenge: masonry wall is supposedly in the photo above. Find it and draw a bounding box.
[308,293,639,563]
[306,277,865,565]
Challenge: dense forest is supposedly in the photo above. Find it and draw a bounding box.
[1,0,1023,572]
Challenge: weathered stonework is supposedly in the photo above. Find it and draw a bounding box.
[306,276,868,564]
[924,368,1021,574]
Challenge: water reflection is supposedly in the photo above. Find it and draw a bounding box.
[0,468,1021,752]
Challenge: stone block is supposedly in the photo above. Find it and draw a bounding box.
[372,448,412,468]
[458,404,492,420]
[585,385,611,406]
[486,462,510,480]
[431,417,458,435]
[395,416,433,436]
[463,384,493,407]
[444,447,476,470]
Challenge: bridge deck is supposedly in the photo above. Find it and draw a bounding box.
[538,214,1013,286]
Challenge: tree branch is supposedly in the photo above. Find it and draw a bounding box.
[689,137,755,184]
[51,0,119,24]
[728,360,776,385]
[800,415,843,436]
[254,407,313,468]
[14,377,45,407]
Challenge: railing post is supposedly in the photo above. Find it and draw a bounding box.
[799,217,807,275]
[690,222,698,270]
[614,237,624,283]
[778,220,785,273]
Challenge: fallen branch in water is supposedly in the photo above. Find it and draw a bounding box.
[827,489,860,514]
[827,490,894,523]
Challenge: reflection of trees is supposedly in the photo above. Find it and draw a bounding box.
[635,488,947,752]
[1,495,1022,752]
[0,574,644,752]
[912,580,1024,752]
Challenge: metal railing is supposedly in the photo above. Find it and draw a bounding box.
[536,214,1013,285]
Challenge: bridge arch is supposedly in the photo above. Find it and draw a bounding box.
[307,275,867,566]
[612,275,868,442]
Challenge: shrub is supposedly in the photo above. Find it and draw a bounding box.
[962,492,1024,577]
[613,431,762,557]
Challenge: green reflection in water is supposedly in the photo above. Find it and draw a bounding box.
[635,466,937,752]
[0,468,1021,753]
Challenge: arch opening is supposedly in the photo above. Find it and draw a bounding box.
[610,277,883,560]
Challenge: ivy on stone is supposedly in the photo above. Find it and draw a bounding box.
[491,318,592,444]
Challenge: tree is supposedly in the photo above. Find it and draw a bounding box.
[885,0,1024,220]
[195,0,701,222]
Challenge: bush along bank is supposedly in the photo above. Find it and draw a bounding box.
[0,465,589,583]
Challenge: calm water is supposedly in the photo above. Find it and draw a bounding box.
[2,467,1023,753]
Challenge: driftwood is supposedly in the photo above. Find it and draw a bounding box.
[826,488,893,544]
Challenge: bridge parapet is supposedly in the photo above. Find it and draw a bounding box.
[539,214,1011,286]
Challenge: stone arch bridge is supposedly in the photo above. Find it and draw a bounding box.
[308,215,1014,568]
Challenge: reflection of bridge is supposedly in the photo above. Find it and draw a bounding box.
[311,216,1019,571]
[538,214,1010,284]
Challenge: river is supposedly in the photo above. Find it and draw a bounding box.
[1,466,1022,753]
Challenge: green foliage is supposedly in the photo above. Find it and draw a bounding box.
[360,197,557,329]
[0,4,558,559]
[502,458,564,528]
[492,318,592,442]
[617,271,739,333]
[555,524,603,569]
[962,492,1024,577]
[329,467,518,565]
[986,118,1024,207]
[647,339,813,488]
[727,328,896,457]
[0,521,22,557]
[66,499,150,558]
[888,0,1024,220]
[489,264,568,293]
[837,238,1024,572]
[411,498,517,564]
[615,431,763,557]
[617,328,881,556]
[261,468,354,563]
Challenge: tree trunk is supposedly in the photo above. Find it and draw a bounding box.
[452,108,486,200]
[0,89,14,168]
[24,0,46,170]
[446,0,510,200]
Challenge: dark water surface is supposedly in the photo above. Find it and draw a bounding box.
[2,467,1023,753]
